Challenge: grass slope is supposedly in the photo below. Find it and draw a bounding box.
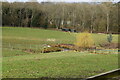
[3,52,118,78]
[2,27,119,78]
[2,27,75,45]
[2,27,118,45]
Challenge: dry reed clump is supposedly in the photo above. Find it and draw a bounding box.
[75,32,94,49]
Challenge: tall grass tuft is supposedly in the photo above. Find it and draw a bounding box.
[75,32,94,49]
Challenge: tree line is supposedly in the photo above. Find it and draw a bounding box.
[2,2,119,33]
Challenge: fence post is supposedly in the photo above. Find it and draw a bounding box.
[9,43,11,48]
[36,45,37,50]
[30,44,31,49]
[11,45,13,50]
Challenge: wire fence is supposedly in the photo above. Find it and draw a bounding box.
[2,43,46,50]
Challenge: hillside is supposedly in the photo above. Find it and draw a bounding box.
[2,27,119,78]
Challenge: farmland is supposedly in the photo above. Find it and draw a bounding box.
[2,27,119,78]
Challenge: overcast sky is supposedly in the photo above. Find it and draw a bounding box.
[2,0,120,3]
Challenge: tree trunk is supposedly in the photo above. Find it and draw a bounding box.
[91,15,94,33]
[107,13,109,33]
[90,24,93,33]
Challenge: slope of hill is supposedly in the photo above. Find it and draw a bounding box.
[2,27,119,78]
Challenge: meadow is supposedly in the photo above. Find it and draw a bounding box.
[2,27,119,78]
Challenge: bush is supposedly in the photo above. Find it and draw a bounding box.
[41,47,63,53]
[107,34,112,43]
[57,44,75,49]
[75,32,94,49]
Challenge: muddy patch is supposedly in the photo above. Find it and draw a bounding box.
[99,43,119,49]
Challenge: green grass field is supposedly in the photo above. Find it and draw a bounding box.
[2,27,119,78]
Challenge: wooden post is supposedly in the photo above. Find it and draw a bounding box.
[30,44,31,49]
[9,43,11,48]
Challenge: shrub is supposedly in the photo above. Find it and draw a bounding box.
[75,32,94,49]
[41,47,63,53]
[107,34,112,43]
[57,44,75,49]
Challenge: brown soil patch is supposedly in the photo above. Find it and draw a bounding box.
[22,49,36,54]
[99,43,119,49]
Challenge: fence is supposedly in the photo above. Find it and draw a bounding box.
[2,43,45,50]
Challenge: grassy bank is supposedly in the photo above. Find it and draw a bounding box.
[2,27,119,78]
